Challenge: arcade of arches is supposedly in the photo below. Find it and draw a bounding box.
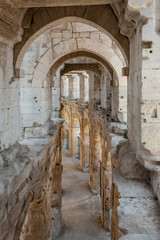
[0,1,160,240]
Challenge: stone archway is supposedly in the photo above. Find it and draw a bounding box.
[14,5,129,70]
[32,38,125,88]
[20,41,127,136]
[27,37,127,124]
[50,51,113,79]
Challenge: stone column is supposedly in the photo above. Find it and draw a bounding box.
[72,74,80,100]
[111,71,119,121]
[106,72,112,112]
[84,72,89,103]
[80,124,90,172]
[94,74,101,106]
[80,72,89,104]
[100,68,107,109]
[89,71,95,109]
[61,75,69,99]
[89,127,102,194]
[68,75,73,99]
[101,69,112,112]
[79,73,85,104]
[101,140,113,231]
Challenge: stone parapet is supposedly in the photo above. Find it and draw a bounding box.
[0,122,63,240]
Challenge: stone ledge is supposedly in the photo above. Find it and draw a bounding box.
[119,234,160,240]
[118,141,150,180]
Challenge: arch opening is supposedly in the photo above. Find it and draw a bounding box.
[15,6,129,70]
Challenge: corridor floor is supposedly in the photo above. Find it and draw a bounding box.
[56,150,109,240]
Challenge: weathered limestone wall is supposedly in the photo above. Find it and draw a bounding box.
[127,0,160,171]
[112,70,127,123]
[0,42,21,151]
[0,8,24,148]
[0,122,63,240]
[128,22,142,162]
[101,68,109,110]
[20,36,52,137]
[51,67,61,118]
[111,136,160,240]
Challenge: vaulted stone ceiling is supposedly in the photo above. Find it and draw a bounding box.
[0,0,138,49]
[0,0,122,7]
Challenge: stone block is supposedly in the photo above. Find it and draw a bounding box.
[118,141,150,180]
[90,32,100,40]
[1,143,19,166]
[150,171,160,204]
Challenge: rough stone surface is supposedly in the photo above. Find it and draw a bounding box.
[151,171,160,204]
[110,122,127,136]
[119,234,160,240]
[118,141,150,180]
[112,136,160,237]
[0,123,63,240]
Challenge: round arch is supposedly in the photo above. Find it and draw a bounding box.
[32,38,125,88]
[52,51,113,80]
[61,106,71,124]
[14,5,129,69]
[61,63,102,77]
